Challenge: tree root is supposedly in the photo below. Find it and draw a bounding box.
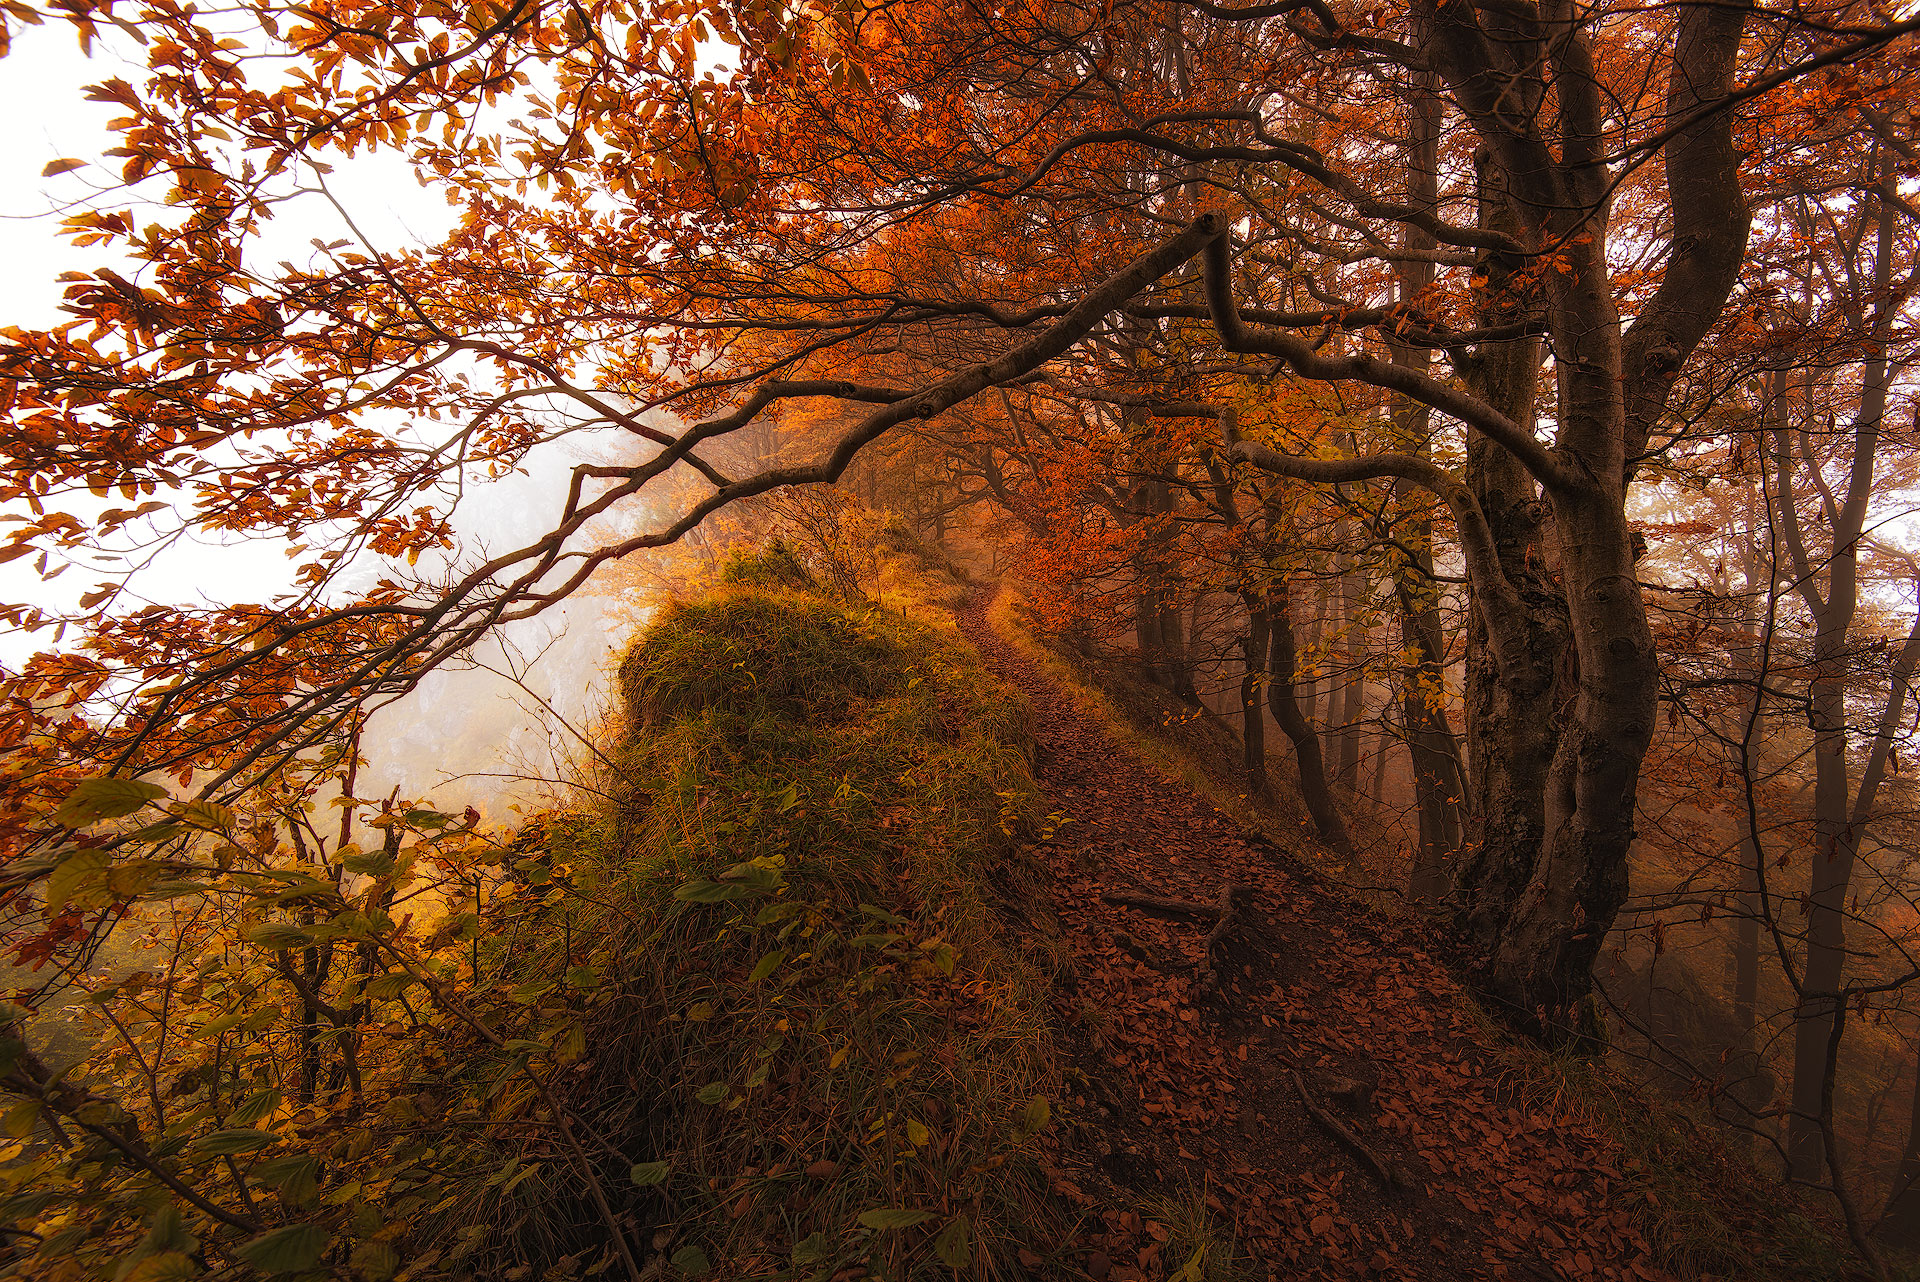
[1292,1069,1407,1194]
[1106,884,1256,999]
[1100,890,1225,919]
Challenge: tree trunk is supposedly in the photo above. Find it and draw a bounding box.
[1385,69,1467,901]
[1791,640,1860,1182]
[1256,590,1353,859]
[1732,831,1761,1031]
[1240,619,1271,798]
[1876,1050,1920,1250]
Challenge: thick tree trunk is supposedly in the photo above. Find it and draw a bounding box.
[1481,491,1658,1041]
[1450,148,1566,940]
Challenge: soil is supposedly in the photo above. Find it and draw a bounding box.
[958,589,1676,1282]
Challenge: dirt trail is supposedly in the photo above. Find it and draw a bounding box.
[958,591,1672,1282]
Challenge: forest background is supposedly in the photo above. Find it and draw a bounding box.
[1,0,1920,1278]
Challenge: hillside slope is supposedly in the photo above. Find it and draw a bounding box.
[957,588,1853,1282]
[51,541,1843,1282]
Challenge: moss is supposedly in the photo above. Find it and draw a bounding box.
[406,552,1061,1281]
[615,588,911,731]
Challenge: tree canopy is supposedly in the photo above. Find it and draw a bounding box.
[5,0,1920,1269]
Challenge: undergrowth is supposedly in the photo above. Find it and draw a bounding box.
[393,547,1066,1281]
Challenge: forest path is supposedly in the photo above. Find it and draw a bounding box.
[957,588,1672,1282]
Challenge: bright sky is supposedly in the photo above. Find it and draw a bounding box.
[0,21,645,812]
[0,19,470,665]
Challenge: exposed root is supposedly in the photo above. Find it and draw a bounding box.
[1292,1069,1406,1195]
[1101,890,1225,919]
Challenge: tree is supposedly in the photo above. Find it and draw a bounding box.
[4,0,1919,1047]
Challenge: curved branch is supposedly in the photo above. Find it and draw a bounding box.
[1221,435,1533,676]
[1198,230,1573,491]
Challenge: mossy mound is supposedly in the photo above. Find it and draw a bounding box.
[403,550,1064,1281]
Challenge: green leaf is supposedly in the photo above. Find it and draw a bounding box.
[253,1154,320,1207]
[403,808,454,830]
[54,776,167,826]
[143,878,217,901]
[694,1082,727,1105]
[37,1223,88,1261]
[349,1239,399,1280]
[858,1209,935,1231]
[903,1118,930,1147]
[500,1162,542,1195]
[719,859,784,890]
[791,1232,832,1265]
[628,1160,670,1187]
[121,1253,199,1282]
[171,799,235,832]
[228,1089,281,1127]
[340,849,395,877]
[747,950,787,982]
[268,875,340,906]
[190,1128,278,1156]
[933,1217,972,1269]
[673,879,756,904]
[234,1223,328,1275]
[670,1245,710,1277]
[0,1190,60,1220]
[135,1203,194,1256]
[363,973,419,1001]
[45,848,110,914]
[243,922,314,950]
[1,1101,38,1139]
[199,1011,246,1037]
[107,861,165,899]
[1020,1095,1050,1136]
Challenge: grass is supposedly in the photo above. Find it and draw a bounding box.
[1148,1188,1245,1282]
[385,545,1068,1282]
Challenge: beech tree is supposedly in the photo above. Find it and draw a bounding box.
[4,0,1920,1055]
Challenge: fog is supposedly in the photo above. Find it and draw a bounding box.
[348,430,661,820]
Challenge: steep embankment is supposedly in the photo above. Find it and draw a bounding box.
[957,588,1845,1282]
